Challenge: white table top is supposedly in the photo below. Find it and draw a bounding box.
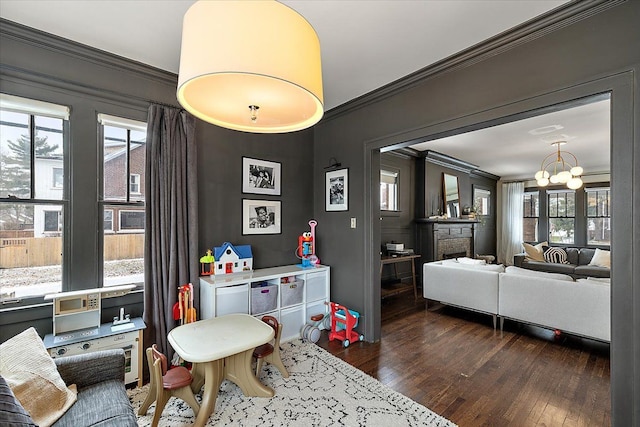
[168,314,274,363]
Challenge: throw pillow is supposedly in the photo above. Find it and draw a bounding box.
[543,246,570,264]
[589,248,611,268]
[522,241,548,262]
[0,375,36,426]
[0,327,77,427]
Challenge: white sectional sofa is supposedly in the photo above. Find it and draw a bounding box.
[499,266,610,342]
[422,259,504,329]
[422,260,611,342]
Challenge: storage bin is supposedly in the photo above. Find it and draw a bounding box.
[280,280,304,307]
[306,271,327,301]
[251,283,278,314]
[280,306,305,342]
[216,284,249,316]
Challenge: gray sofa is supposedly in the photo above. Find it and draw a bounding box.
[513,247,610,279]
[1,349,136,426]
[52,349,137,427]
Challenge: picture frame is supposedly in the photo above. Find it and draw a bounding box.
[242,157,281,195]
[325,168,349,211]
[242,199,282,235]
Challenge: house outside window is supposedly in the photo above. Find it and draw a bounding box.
[0,94,68,299]
[548,189,575,244]
[99,114,146,287]
[523,191,539,242]
[586,187,611,246]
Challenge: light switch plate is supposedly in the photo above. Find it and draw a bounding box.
[350,218,356,228]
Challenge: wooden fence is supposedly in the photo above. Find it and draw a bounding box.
[0,234,144,268]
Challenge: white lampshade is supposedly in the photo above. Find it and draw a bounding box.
[537,178,549,187]
[549,174,560,184]
[567,177,583,189]
[570,165,584,176]
[534,170,550,180]
[556,170,572,183]
[177,0,324,133]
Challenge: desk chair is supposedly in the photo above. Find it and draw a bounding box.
[138,344,200,427]
[253,316,289,378]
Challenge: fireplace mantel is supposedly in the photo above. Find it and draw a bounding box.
[416,219,477,264]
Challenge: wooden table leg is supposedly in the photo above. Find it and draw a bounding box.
[190,362,205,394]
[224,348,275,397]
[193,359,224,427]
[411,258,418,302]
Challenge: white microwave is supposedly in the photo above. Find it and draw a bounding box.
[54,292,100,315]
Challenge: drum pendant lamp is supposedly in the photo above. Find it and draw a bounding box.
[177,0,324,133]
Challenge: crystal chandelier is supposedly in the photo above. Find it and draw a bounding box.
[534,141,584,189]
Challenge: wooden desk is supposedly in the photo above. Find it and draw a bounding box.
[380,254,420,301]
[168,314,274,427]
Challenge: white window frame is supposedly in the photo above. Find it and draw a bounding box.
[118,209,145,233]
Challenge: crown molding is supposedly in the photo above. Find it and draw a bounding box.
[0,18,178,87]
[322,0,621,122]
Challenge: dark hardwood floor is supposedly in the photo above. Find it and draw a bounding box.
[316,292,610,426]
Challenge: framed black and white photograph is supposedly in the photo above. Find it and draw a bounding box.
[242,157,281,195]
[242,199,281,235]
[325,168,348,211]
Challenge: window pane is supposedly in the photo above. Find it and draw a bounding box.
[103,205,144,287]
[588,218,611,245]
[0,111,31,198]
[549,218,575,244]
[474,188,491,216]
[523,192,539,217]
[0,203,63,299]
[103,126,128,200]
[380,169,398,211]
[33,116,64,200]
[523,218,538,242]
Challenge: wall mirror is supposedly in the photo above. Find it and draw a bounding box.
[443,173,460,218]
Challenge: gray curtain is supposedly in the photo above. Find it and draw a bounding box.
[143,104,199,359]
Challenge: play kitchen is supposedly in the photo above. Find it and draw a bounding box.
[43,284,145,387]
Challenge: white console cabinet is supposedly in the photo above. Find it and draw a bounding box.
[199,265,330,342]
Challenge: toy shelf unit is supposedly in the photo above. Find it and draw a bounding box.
[200,264,330,342]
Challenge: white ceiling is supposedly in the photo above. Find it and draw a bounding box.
[1,0,609,180]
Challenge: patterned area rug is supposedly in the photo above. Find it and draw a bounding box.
[128,339,456,427]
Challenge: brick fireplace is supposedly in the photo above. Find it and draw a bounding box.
[416,219,477,263]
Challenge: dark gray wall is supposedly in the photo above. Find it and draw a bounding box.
[196,125,314,271]
[0,20,313,339]
[312,2,639,425]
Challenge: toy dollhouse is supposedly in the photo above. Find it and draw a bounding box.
[213,242,253,275]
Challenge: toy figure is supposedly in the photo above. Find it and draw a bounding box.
[199,249,215,275]
[297,219,320,267]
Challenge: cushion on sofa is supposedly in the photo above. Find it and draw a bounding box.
[574,265,610,278]
[588,248,611,268]
[0,375,36,426]
[543,246,570,264]
[0,327,77,427]
[565,247,580,265]
[504,266,574,282]
[51,379,136,427]
[522,241,548,261]
[577,277,611,286]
